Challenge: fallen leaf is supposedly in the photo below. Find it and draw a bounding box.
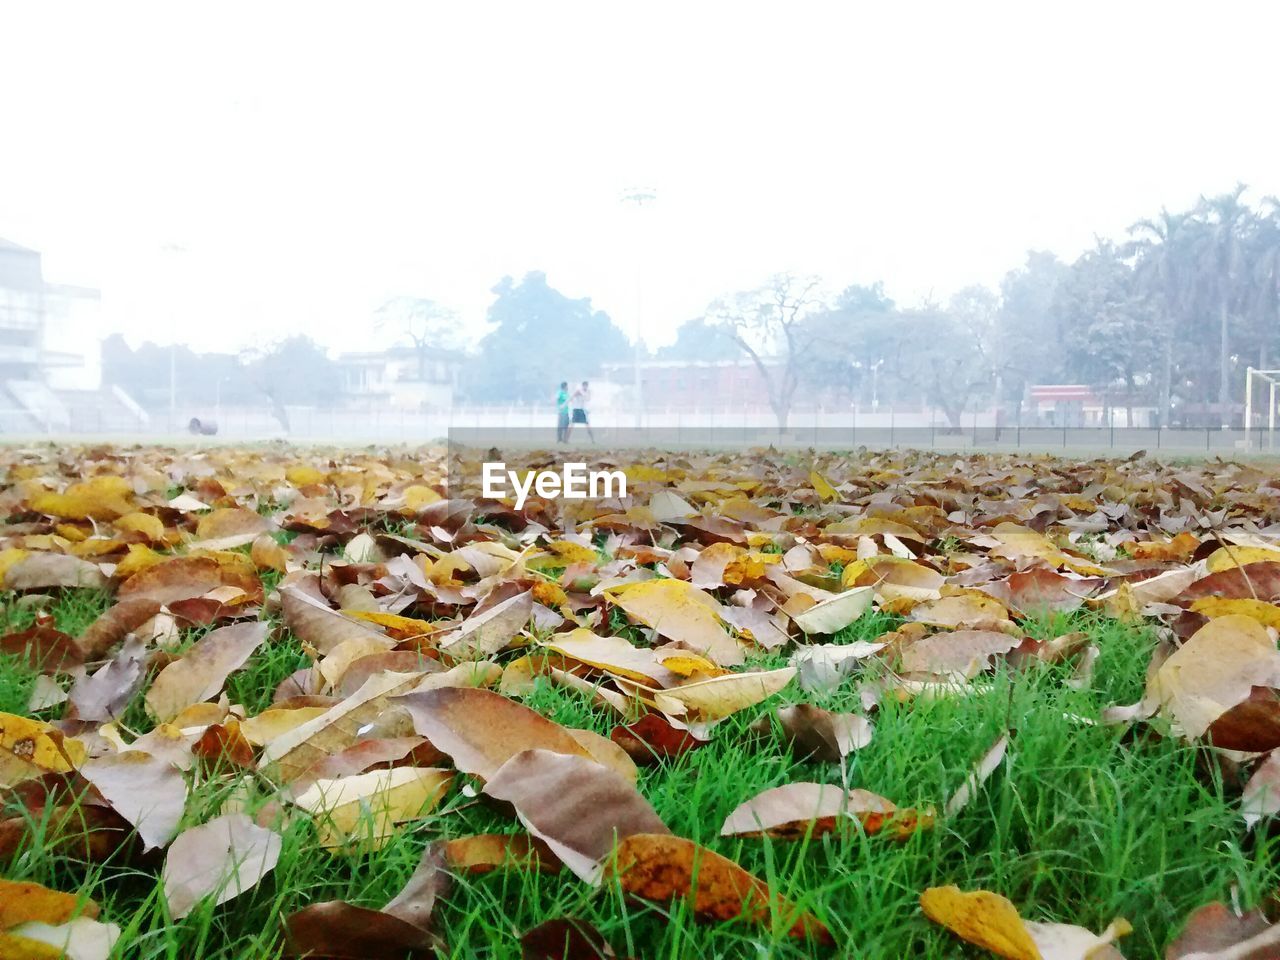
[0,712,87,787]
[721,782,928,840]
[769,704,873,762]
[146,622,269,722]
[607,833,832,944]
[163,813,282,918]
[291,767,452,849]
[393,686,593,781]
[521,918,616,960]
[605,579,743,667]
[945,733,1009,817]
[80,751,186,851]
[482,749,669,883]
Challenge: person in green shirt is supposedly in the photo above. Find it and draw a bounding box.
[555,381,570,443]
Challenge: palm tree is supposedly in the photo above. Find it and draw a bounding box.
[1196,183,1252,427]
[1128,209,1192,426]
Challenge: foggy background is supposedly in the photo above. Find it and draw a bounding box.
[1,1,1279,446]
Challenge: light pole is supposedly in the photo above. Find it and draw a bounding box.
[621,187,656,429]
[871,358,885,411]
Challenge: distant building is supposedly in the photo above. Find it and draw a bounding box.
[601,358,777,409]
[1027,384,1156,427]
[0,237,117,432]
[0,238,45,383]
[336,348,463,410]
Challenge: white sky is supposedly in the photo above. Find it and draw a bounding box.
[1,1,1278,354]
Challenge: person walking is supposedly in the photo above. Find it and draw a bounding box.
[571,380,594,442]
[556,381,571,443]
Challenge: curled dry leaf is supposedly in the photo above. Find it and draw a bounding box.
[263,663,494,785]
[791,585,874,635]
[1150,615,1280,740]
[899,629,1023,678]
[768,704,873,762]
[442,832,563,874]
[281,583,393,657]
[3,553,109,591]
[67,634,149,722]
[520,918,616,960]
[945,733,1009,818]
[791,641,886,695]
[438,590,534,660]
[1165,901,1280,959]
[721,782,930,840]
[1,916,122,960]
[610,713,707,765]
[607,833,832,945]
[482,748,669,883]
[282,840,448,958]
[649,667,797,735]
[921,885,1131,960]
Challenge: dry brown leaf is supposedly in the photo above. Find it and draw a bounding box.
[607,833,832,945]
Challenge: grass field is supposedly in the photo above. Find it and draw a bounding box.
[1,597,1269,958]
[1,445,1276,959]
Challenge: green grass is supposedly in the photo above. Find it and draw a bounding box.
[1,603,1271,959]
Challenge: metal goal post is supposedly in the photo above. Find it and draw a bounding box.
[1244,367,1280,450]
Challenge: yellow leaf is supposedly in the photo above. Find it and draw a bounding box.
[239,707,331,746]
[919,886,1041,960]
[286,464,327,487]
[651,667,797,728]
[403,484,442,510]
[529,540,598,568]
[1190,596,1280,629]
[1206,545,1280,572]
[531,580,570,611]
[1150,614,1280,738]
[114,512,167,541]
[809,470,840,502]
[0,879,98,928]
[541,628,674,686]
[605,578,742,667]
[0,548,30,583]
[29,476,135,520]
[0,712,87,787]
[655,650,722,678]
[0,932,64,959]
[291,767,453,850]
[114,544,166,580]
[342,609,439,640]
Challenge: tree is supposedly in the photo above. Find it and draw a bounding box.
[243,336,341,431]
[1197,184,1252,425]
[374,297,465,381]
[1054,242,1159,426]
[803,283,897,404]
[465,272,631,403]
[995,251,1069,403]
[896,290,998,431]
[704,274,822,433]
[656,318,739,362]
[1127,209,1193,426]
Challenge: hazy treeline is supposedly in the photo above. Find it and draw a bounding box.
[102,187,1279,430]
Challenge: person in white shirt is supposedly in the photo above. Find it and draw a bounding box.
[570,381,594,442]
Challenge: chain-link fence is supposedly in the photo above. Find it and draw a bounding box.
[6,403,1275,455]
